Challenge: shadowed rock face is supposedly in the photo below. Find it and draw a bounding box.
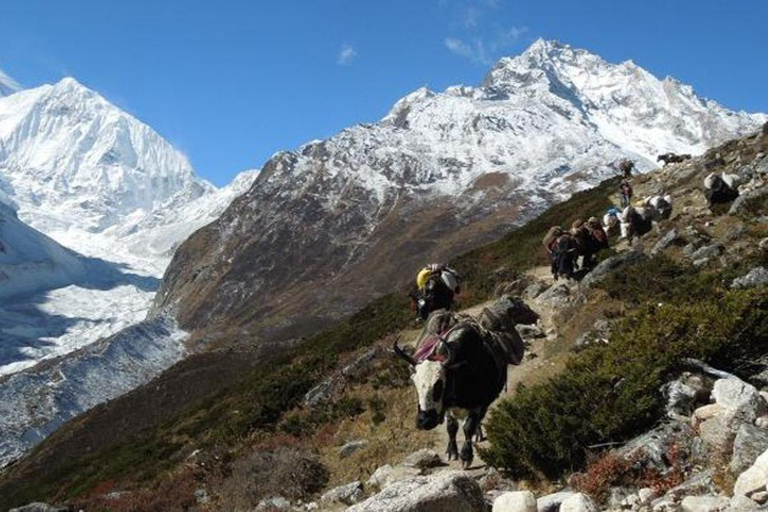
[153,149,534,346]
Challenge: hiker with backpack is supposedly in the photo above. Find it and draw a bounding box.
[411,263,461,321]
[542,226,564,279]
[603,207,621,237]
[619,179,633,208]
[619,159,635,179]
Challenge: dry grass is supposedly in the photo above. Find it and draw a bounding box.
[317,385,437,487]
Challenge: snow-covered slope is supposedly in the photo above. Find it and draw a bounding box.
[0,200,84,301]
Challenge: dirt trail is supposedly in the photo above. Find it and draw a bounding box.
[417,265,579,471]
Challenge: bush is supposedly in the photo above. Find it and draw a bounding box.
[218,447,329,509]
[482,288,768,480]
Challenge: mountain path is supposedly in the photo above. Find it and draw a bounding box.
[419,265,576,473]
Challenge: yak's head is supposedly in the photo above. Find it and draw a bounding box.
[393,337,454,431]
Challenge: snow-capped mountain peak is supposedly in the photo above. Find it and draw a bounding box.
[0,74,207,236]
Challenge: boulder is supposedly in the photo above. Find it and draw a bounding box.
[712,379,768,425]
[639,487,658,505]
[367,464,422,489]
[538,283,571,308]
[255,497,292,511]
[652,228,681,256]
[559,493,598,512]
[692,404,725,428]
[402,449,444,470]
[321,481,365,506]
[730,188,768,215]
[340,440,369,458]
[699,416,736,454]
[348,471,486,512]
[688,244,723,264]
[680,495,730,512]
[663,379,698,418]
[729,494,759,512]
[523,281,548,300]
[733,448,768,496]
[667,470,717,500]
[581,249,647,288]
[731,425,768,475]
[537,491,577,512]
[731,267,768,290]
[493,491,537,512]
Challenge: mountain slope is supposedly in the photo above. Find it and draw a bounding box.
[0,200,84,301]
[154,39,766,348]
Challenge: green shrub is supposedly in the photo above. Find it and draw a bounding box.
[482,289,768,480]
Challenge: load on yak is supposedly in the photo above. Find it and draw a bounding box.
[704,173,740,208]
[394,295,539,468]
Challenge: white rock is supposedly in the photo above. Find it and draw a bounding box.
[734,448,768,496]
[692,404,726,428]
[493,490,537,512]
[756,416,768,430]
[367,464,421,489]
[348,471,486,512]
[321,481,364,505]
[560,493,598,512]
[728,494,759,512]
[712,379,768,424]
[538,491,577,512]
[749,491,768,504]
[639,488,658,505]
[681,495,730,512]
[402,449,443,470]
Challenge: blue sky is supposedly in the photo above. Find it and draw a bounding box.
[0,0,766,186]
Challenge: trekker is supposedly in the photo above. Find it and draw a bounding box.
[553,231,579,280]
[619,179,633,208]
[603,207,621,237]
[584,217,608,269]
[412,263,461,321]
[619,159,635,179]
[542,226,564,279]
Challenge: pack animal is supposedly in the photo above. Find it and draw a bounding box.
[704,173,739,207]
[644,194,673,220]
[618,205,653,244]
[394,298,539,468]
[657,153,692,166]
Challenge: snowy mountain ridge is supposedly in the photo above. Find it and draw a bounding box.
[156,39,766,344]
[0,76,211,235]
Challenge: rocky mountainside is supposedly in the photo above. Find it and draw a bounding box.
[154,39,766,348]
[3,123,767,511]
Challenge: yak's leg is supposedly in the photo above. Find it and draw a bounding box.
[474,424,485,442]
[446,415,459,461]
[460,408,484,468]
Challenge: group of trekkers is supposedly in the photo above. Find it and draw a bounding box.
[409,157,744,317]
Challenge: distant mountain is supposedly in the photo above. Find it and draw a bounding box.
[154,39,766,348]
[0,76,209,235]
